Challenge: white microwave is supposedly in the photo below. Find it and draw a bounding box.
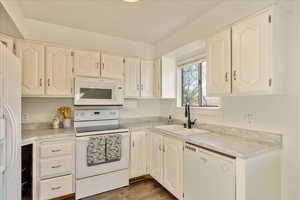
[74,78,124,106]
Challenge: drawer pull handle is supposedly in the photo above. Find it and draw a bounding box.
[51,165,62,169]
[51,149,62,153]
[51,186,62,191]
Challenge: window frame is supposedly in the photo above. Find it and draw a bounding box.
[177,59,220,109]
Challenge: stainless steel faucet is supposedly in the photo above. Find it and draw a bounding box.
[184,104,197,129]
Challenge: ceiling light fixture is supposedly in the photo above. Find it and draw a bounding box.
[123,0,140,3]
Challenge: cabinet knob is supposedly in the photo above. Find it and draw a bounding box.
[47,78,51,87]
[39,78,43,87]
[225,72,229,82]
[233,70,237,81]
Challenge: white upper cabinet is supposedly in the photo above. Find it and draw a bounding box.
[74,50,100,78]
[161,57,176,99]
[17,41,45,96]
[45,46,73,96]
[101,53,124,80]
[130,131,147,178]
[124,57,140,98]
[163,136,183,200]
[141,60,154,97]
[232,9,272,94]
[208,6,287,96]
[207,28,232,95]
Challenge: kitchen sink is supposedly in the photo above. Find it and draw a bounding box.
[156,125,210,136]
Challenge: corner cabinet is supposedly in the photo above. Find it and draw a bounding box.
[101,53,124,80]
[208,6,287,96]
[149,131,184,200]
[130,131,147,178]
[45,46,73,96]
[17,41,45,96]
[73,50,101,78]
[207,28,231,96]
[154,57,176,99]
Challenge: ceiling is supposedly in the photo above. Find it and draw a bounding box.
[19,0,223,44]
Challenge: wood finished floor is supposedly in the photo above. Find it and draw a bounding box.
[82,179,177,200]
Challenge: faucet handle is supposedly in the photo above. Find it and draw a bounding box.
[191,119,197,126]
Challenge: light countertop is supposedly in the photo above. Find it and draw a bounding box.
[152,124,282,159]
[22,128,75,145]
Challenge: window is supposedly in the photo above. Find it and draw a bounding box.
[179,60,220,107]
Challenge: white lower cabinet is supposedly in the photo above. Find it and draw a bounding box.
[149,131,184,199]
[40,175,73,200]
[149,131,164,184]
[37,138,75,200]
[163,136,183,199]
[130,131,147,178]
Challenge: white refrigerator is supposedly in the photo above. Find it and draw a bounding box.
[0,42,21,200]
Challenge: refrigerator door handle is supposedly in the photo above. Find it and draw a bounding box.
[3,105,17,170]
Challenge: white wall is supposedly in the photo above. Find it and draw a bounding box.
[0,0,28,37]
[22,98,161,123]
[0,3,22,37]
[23,19,155,59]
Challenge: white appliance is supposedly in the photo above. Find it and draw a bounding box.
[74,109,129,199]
[0,43,21,200]
[74,77,124,106]
[184,143,236,200]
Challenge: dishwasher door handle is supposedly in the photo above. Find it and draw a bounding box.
[185,145,197,152]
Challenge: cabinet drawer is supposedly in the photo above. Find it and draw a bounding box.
[40,156,73,178]
[40,141,73,158]
[40,175,73,200]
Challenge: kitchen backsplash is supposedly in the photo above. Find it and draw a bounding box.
[22,97,161,124]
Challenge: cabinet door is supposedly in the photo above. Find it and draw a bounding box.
[130,131,147,178]
[149,132,164,184]
[45,46,73,96]
[74,50,100,78]
[207,28,232,95]
[124,57,140,98]
[161,57,176,98]
[163,136,183,199]
[18,41,45,96]
[101,53,124,80]
[140,60,154,97]
[232,10,272,94]
[153,59,161,97]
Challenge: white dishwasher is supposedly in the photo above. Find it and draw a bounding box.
[184,143,236,200]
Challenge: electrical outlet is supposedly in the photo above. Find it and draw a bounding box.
[22,113,30,123]
[244,113,255,126]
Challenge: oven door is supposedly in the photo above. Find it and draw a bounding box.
[74,78,124,106]
[76,131,129,179]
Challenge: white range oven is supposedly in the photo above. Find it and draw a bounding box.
[74,109,129,199]
[74,77,124,106]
